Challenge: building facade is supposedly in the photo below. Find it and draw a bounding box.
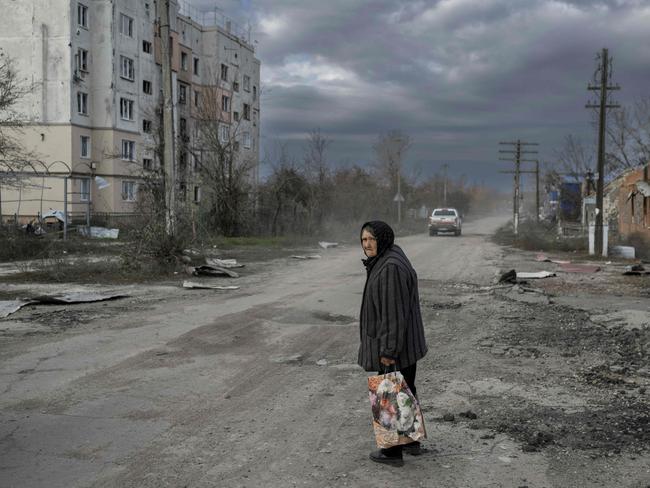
[0,0,260,223]
[603,164,650,241]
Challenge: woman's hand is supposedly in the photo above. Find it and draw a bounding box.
[380,356,396,366]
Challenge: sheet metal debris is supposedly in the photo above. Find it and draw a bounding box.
[498,269,555,283]
[78,226,119,239]
[0,301,32,319]
[0,292,128,318]
[318,241,339,249]
[535,254,570,264]
[29,292,129,304]
[183,281,239,290]
[516,271,557,279]
[623,264,650,276]
[205,258,244,269]
[291,255,322,260]
[189,265,239,278]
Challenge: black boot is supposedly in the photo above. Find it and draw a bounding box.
[369,447,404,466]
[402,441,422,456]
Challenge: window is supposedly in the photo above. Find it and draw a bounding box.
[179,84,187,104]
[193,186,201,203]
[77,92,88,115]
[179,117,187,137]
[142,80,152,94]
[77,3,88,28]
[143,158,152,170]
[253,85,257,101]
[120,98,134,120]
[80,135,91,158]
[233,111,239,122]
[80,178,90,201]
[243,132,251,149]
[193,57,199,76]
[243,103,250,121]
[120,56,134,80]
[233,80,239,92]
[77,48,88,72]
[194,90,200,107]
[222,95,230,112]
[120,13,134,37]
[181,52,188,71]
[142,40,152,53]
[243,75,250,92]
[142,119,152,133]
[121,180,136,201]
[121,139,135,160]
[193,154,201,172]
[220,63,228,81]
[219,125,229,143]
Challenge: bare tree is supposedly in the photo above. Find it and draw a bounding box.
[191,70,256,236]
[0,50,39,188]
[302,128,332,232]
[372,130,411,192]
[606,96,650,174]
[553,134,594,182]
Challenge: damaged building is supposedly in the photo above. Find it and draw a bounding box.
[0,0,260,224]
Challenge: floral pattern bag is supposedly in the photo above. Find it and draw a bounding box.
[367,371,427,448]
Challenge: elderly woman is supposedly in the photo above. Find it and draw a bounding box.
[359,220,428,466]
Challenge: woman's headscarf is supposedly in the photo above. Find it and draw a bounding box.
[360,220,395,272]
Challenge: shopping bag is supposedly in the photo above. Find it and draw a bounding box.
[367,371,427,448]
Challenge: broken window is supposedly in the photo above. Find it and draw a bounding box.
[120,56,134,80]
[80,135,91,158]
[120,13,134,37]
[120,98,134,120]
[77,48,88,72]
[77,92,88,115]
[121,180,137,201]
[121,139,135,161]
[77,3,88,28]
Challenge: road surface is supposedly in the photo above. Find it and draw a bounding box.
[1,216,648,487]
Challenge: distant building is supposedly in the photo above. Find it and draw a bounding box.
[0,0,260,223]
[603,164,650,241]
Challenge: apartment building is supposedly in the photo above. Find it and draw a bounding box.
[0,0,260,223]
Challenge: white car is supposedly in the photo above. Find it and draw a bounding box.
[428,208,462,236]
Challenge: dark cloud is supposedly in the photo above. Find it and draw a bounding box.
[187,0,650,189]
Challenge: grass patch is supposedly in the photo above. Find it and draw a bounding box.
[492,220,587,252]
[0,229,124,263]
[2,258,178,285]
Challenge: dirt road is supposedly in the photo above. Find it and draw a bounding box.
[1,216,648,487]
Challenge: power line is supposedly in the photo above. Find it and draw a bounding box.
[499,140,538,235]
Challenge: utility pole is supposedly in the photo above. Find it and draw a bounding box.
[499,160,539,222]
[442,163,448,206]
[499,140,538,235]
[586,48,619,256]
[160,0,176,236]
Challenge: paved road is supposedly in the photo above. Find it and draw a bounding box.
[1,217,514,487]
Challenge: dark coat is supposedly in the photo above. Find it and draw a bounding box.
[358,244,428,372]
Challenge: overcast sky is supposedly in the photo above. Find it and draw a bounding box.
[188,0,650,190]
